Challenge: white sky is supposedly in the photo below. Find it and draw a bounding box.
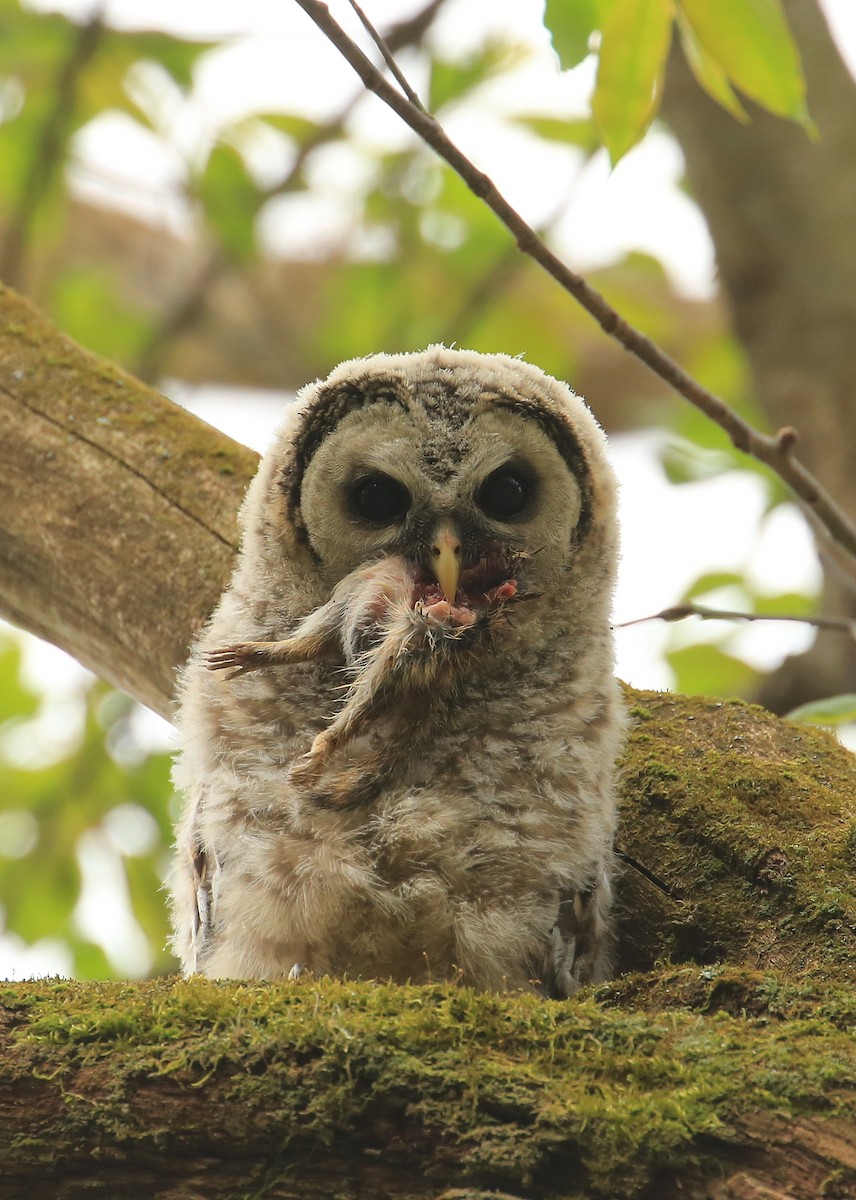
[2,0,853,979]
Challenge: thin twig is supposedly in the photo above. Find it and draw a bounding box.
[291,0,856,565]
[617,603,856,637]
[346,0,426,110]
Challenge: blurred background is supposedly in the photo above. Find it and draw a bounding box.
[1,0,854,980]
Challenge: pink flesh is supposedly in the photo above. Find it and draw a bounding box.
[413,576,518,628]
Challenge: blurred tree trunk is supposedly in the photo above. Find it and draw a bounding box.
[0,282,257,718]
[662,0,856,713]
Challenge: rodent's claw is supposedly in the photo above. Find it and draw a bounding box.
[206,644,262,676]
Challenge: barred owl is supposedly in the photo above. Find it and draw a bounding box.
[171,347,624,997]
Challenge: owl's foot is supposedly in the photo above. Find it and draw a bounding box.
[541,877,613,998]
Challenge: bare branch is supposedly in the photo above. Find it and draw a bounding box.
[291,0,856,565]
[618,603,856,638]
[346,0,426,110]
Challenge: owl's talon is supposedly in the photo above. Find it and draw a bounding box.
[288,962,305,980]
[288,753,323,788]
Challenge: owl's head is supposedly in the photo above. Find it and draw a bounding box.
[242,347,618,642]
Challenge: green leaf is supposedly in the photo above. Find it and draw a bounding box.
[678,0,810,125]
[510,114,600,154]
[50,268,151,364]
[666,642,761,698]
[195,143,264,263]
[428,42,522,112]
[0,9,75,80]
[258,112,325,144]
[684,572,746,601]
[68,938,115,981]
[593,0,675,164]
[114,30,214,89]
[543,0,600,70]
[0,640,40,722]
[786,694,856,727]
[660,436,735,484]
[747,590,815,618]
[675,7,748,121]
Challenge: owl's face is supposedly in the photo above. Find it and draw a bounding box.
[299,403,585,626]
[245,348,616,650]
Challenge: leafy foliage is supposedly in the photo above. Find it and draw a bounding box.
[0,637,176,980]
[544,0,810,162]
[787,694,856,727]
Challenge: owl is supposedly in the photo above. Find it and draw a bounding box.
[170,347,624,997]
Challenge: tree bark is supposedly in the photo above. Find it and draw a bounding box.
[0,283,257,719]
[662,0,856,713]
[2,969,856,1200]
[1,286,855,1198]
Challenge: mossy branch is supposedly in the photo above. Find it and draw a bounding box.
[2,971,856,1200]
[0,282,258,719]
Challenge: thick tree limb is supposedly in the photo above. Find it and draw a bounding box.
[2,970,856,1199]
[0,283,257,719]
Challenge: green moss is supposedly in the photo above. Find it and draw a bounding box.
[628,705,653,721]
[616,688,856,984]
[2,974,856,1197]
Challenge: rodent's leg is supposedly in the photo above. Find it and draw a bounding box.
[206,557,414,679]
[288,606,420,784]
[205,635,330,678]
[204,590,348,677]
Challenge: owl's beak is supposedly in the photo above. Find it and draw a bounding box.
[431,522,462,603]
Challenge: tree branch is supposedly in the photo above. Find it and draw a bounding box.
[3,965,856,1200]
[291,0,856,565]
[618,603,856,638]
[346,0,426,109]
[0,283,257,719]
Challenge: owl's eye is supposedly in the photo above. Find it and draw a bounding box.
[348,472,411,524]
[476,466,532,520]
